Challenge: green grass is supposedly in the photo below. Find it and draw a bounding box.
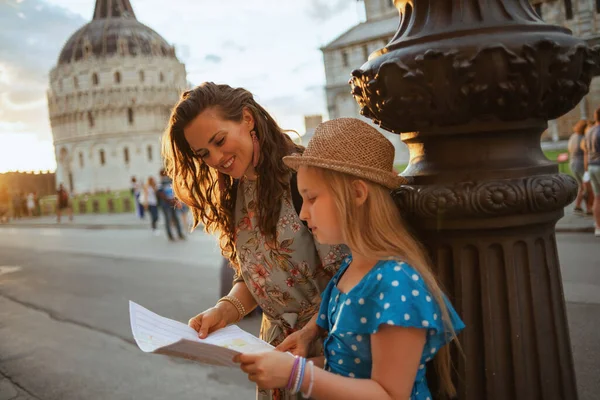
[394,149,573,177]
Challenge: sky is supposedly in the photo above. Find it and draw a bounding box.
[0,0,368,173]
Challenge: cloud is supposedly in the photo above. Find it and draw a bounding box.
[204,54,222,63]
[306,0,352,22]
[0,0,85,143]
[0,0,362,171]
[222,40,246,52]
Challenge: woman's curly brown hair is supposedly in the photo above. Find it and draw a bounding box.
[162,82,303,267]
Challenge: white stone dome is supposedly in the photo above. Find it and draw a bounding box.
[47,0,187,195]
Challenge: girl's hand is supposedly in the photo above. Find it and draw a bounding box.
[188,305,231,339]
[234,351,296,390]
[275,326,318,357]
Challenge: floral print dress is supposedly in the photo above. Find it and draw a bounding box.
[233,176,347,400]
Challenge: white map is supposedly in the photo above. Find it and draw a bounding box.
[129,301,273,367]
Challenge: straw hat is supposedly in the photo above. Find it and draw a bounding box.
[283,118,407,189]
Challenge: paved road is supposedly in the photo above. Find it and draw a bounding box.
[0,228,259,400]
[0,227,598,399]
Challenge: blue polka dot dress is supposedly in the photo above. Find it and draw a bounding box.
[316,255,465,400]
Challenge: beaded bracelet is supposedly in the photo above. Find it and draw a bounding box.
[286,356,300,390]
[216,295,246,323]
[301,360,315,399]
[292,357,306,394]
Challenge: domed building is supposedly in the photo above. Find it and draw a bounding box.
[47,0,187,194]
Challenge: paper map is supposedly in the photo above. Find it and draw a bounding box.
[129,301,273,367]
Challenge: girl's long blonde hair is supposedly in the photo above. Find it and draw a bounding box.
[315,167,461,398]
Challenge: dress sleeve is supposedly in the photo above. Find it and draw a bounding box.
[335,261,454,336]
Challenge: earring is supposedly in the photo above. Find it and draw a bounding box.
[250,130,260,167]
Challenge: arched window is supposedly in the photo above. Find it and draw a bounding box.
[127,107,134,125]
[99,149,106,166]
[124,147,130,164]
[73,76,79,89]
[342,51,349,67]
[159,72,164,82]
[564,0,573,20]
[139,70,145,82]
[87,111,94,128]
[119,39,128,56]
[92,73,99,86]
[79,152,84,168]
[147,145,153,162]
[114,71,121,84]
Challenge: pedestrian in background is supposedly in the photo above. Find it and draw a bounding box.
[56,184,73,223]
[568,120,592,215]
[131,176,144,219]
[582,109,600,237]
[143,177,160,235]
[157,169,185,241]
[26,192,35,217]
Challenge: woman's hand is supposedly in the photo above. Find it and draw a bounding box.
[188,302,237,339]
[234,351,296,390]
[275,325,319,357]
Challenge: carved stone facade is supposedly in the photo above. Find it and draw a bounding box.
[533,0,600,138]
[321,0,409,164]
[47,0,186,194]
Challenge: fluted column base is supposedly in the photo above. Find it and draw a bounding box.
[415,223,577,400]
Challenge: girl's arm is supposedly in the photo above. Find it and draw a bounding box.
[308,355,325,368]
[237,325,426,400]
[304,326,426,400]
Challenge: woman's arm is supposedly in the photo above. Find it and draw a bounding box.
[217,281,258,323]
[582,138,589,171]
[275,311,326,355]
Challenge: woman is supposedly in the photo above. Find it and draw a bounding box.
[568,120,591,214]
[162,82,347,399]
[144,176,160,235]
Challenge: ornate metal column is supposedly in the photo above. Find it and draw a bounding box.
[350,1,598,399]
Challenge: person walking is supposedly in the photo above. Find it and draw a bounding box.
[143,177,160,235]
[131,176,144,219]
[56,184,73,223]
[583,109,600,236]
[568,120,592,215]
[26,192,35,217]
[157,169,185,241]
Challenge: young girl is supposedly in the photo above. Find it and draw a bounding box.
[235,118,464,400]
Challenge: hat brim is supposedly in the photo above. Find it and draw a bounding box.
[283,154,407,189]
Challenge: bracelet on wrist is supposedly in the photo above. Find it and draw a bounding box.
[287,356,300,390]
[301,360,315,398]
[292,357,306,394]
[216,295,246,323]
